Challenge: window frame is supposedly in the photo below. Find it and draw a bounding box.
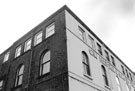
[111,56,115,66]
[78,26,86,41]
[15,65,24,87]
[0,80,3,90]
[34,31,43,46]
[15,45,22,58]
[129,73,133,81]
[3,52,10,62]
[115,76,122,91]
[24,38,32,52]
[82,51,91,76]
[121,65,125,75]
[88,35,95,49]
[97,43,102,55]
[104,50,110,62]
[40,50,51,76]
[125,69,129,78]
[101,65,109,86]
[46,22,55,38]
[126,83,130,91]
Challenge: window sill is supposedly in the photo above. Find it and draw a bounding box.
[45,33,55,40]
[14,55,20,60]
[37,72,50,79]
[24,48,31,53]
[12,85,22,90]
[105,85,111,90]
[84,74,93,80]
[34,42,42,47]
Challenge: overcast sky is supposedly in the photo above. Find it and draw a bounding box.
[0,0,135,71]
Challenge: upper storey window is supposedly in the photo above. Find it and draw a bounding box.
[15,46,21,58]
[129,73,133,81]
[125,69,129,78]
[78,27,86,41]
[111,56,115,66]
[88,35,95,49]
[0,80,3,90]
[97,43,102,55]
[121,65,125,75]
[34,31,42,46]
[104,50,110,62]
[3,52,10,62]
[46,22,55,38]
[24,38,32,52]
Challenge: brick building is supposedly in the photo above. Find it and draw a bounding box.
[0,5,135,91]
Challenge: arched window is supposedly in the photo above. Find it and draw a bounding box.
[126,84,130,91]
[40,50,51,76]
[101,65,109,86]
[82,51,91,76]
[116,76,121,91]
[0,80,3,89]
[15,65,24,86]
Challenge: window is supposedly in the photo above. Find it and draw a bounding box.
[0,80,3,89]
[15,46,21,58]
[126,84,130,91]
[111,56,115,66]
[101,65,109,86]
[131,74,133,81]
[115,77,121,91]
[121,65,125,75]
[3,52,10,62]
[104,50,110,62]
[125,69,129,78]
[97,43,102,55]
[88,35,95,49]
[15,65,24,87]
[34,31,42,46]
[46,23,55,38]
[129,73,133,81]
[78,27,85,41]
[82,52,91,76]
[24,38,32,52]
[40,50,51,76]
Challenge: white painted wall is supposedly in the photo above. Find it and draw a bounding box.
[65,10,134,91]
[69,76,96,91]
[65,10,107,91]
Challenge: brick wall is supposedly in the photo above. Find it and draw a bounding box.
[0,7,69,91]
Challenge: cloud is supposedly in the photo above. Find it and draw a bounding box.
[86,0,135,39]
[107,0,135,16]
[90,0,135,16]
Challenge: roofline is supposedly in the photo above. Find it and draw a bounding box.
[0,5,68,56]
[13,5,68,45]
[0,5,134,74]
[63,5,134,74]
